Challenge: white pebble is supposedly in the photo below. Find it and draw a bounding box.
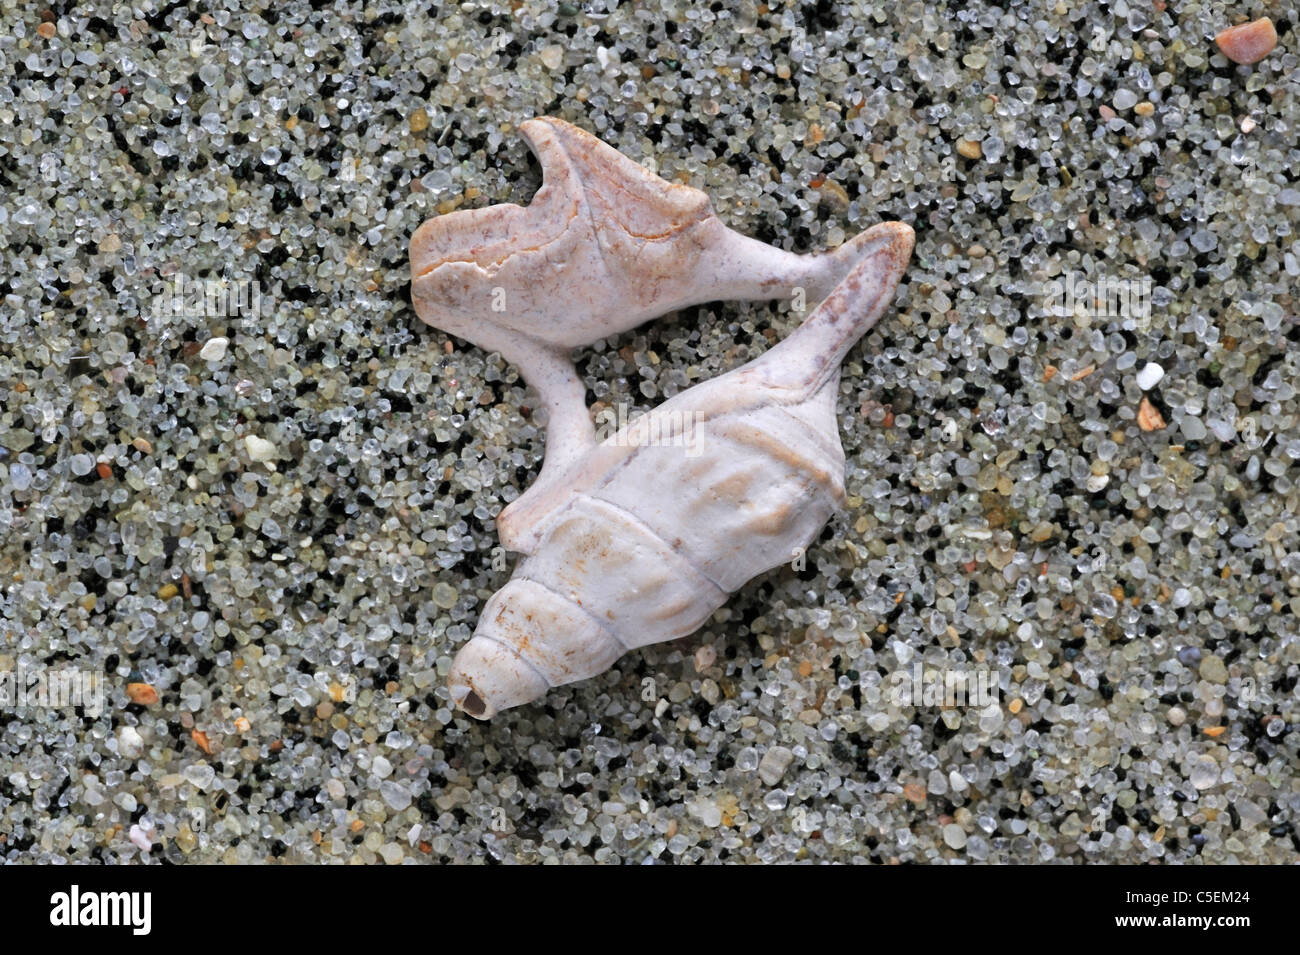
[244,434,277,462]
[540,45,564,70]
[1187,755,1220,791]
[1181,415,1207,441]
[943,823,968,849]
[693,797,722,828]
[1236,800,1269,829]
[1113,89,1138,110]
[198,336,229,361]
[128,824,153,852]
[757,745,794,786]
[183,763,216,790]
[1207,417,1237,442]
[118,726,144,758]
[381,780,412,810]
[1135,362,1164,390]
[8,463,32,491]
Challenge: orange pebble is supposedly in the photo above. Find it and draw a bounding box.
[126,683,159,705]
[1138,396,1167,432]
[1215,18,1277,65]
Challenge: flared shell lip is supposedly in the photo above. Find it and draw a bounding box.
[407,119,583,281]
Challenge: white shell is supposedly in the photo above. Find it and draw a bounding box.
[448,222,915,718]
[410,117,911,510]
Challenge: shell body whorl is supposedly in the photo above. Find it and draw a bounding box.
[448,403,844,718]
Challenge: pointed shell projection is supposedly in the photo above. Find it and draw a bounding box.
[447,222,915,718]
[409,117,905,504]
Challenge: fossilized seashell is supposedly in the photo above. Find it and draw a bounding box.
[410,117,904,506]
[447,221,914,718]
